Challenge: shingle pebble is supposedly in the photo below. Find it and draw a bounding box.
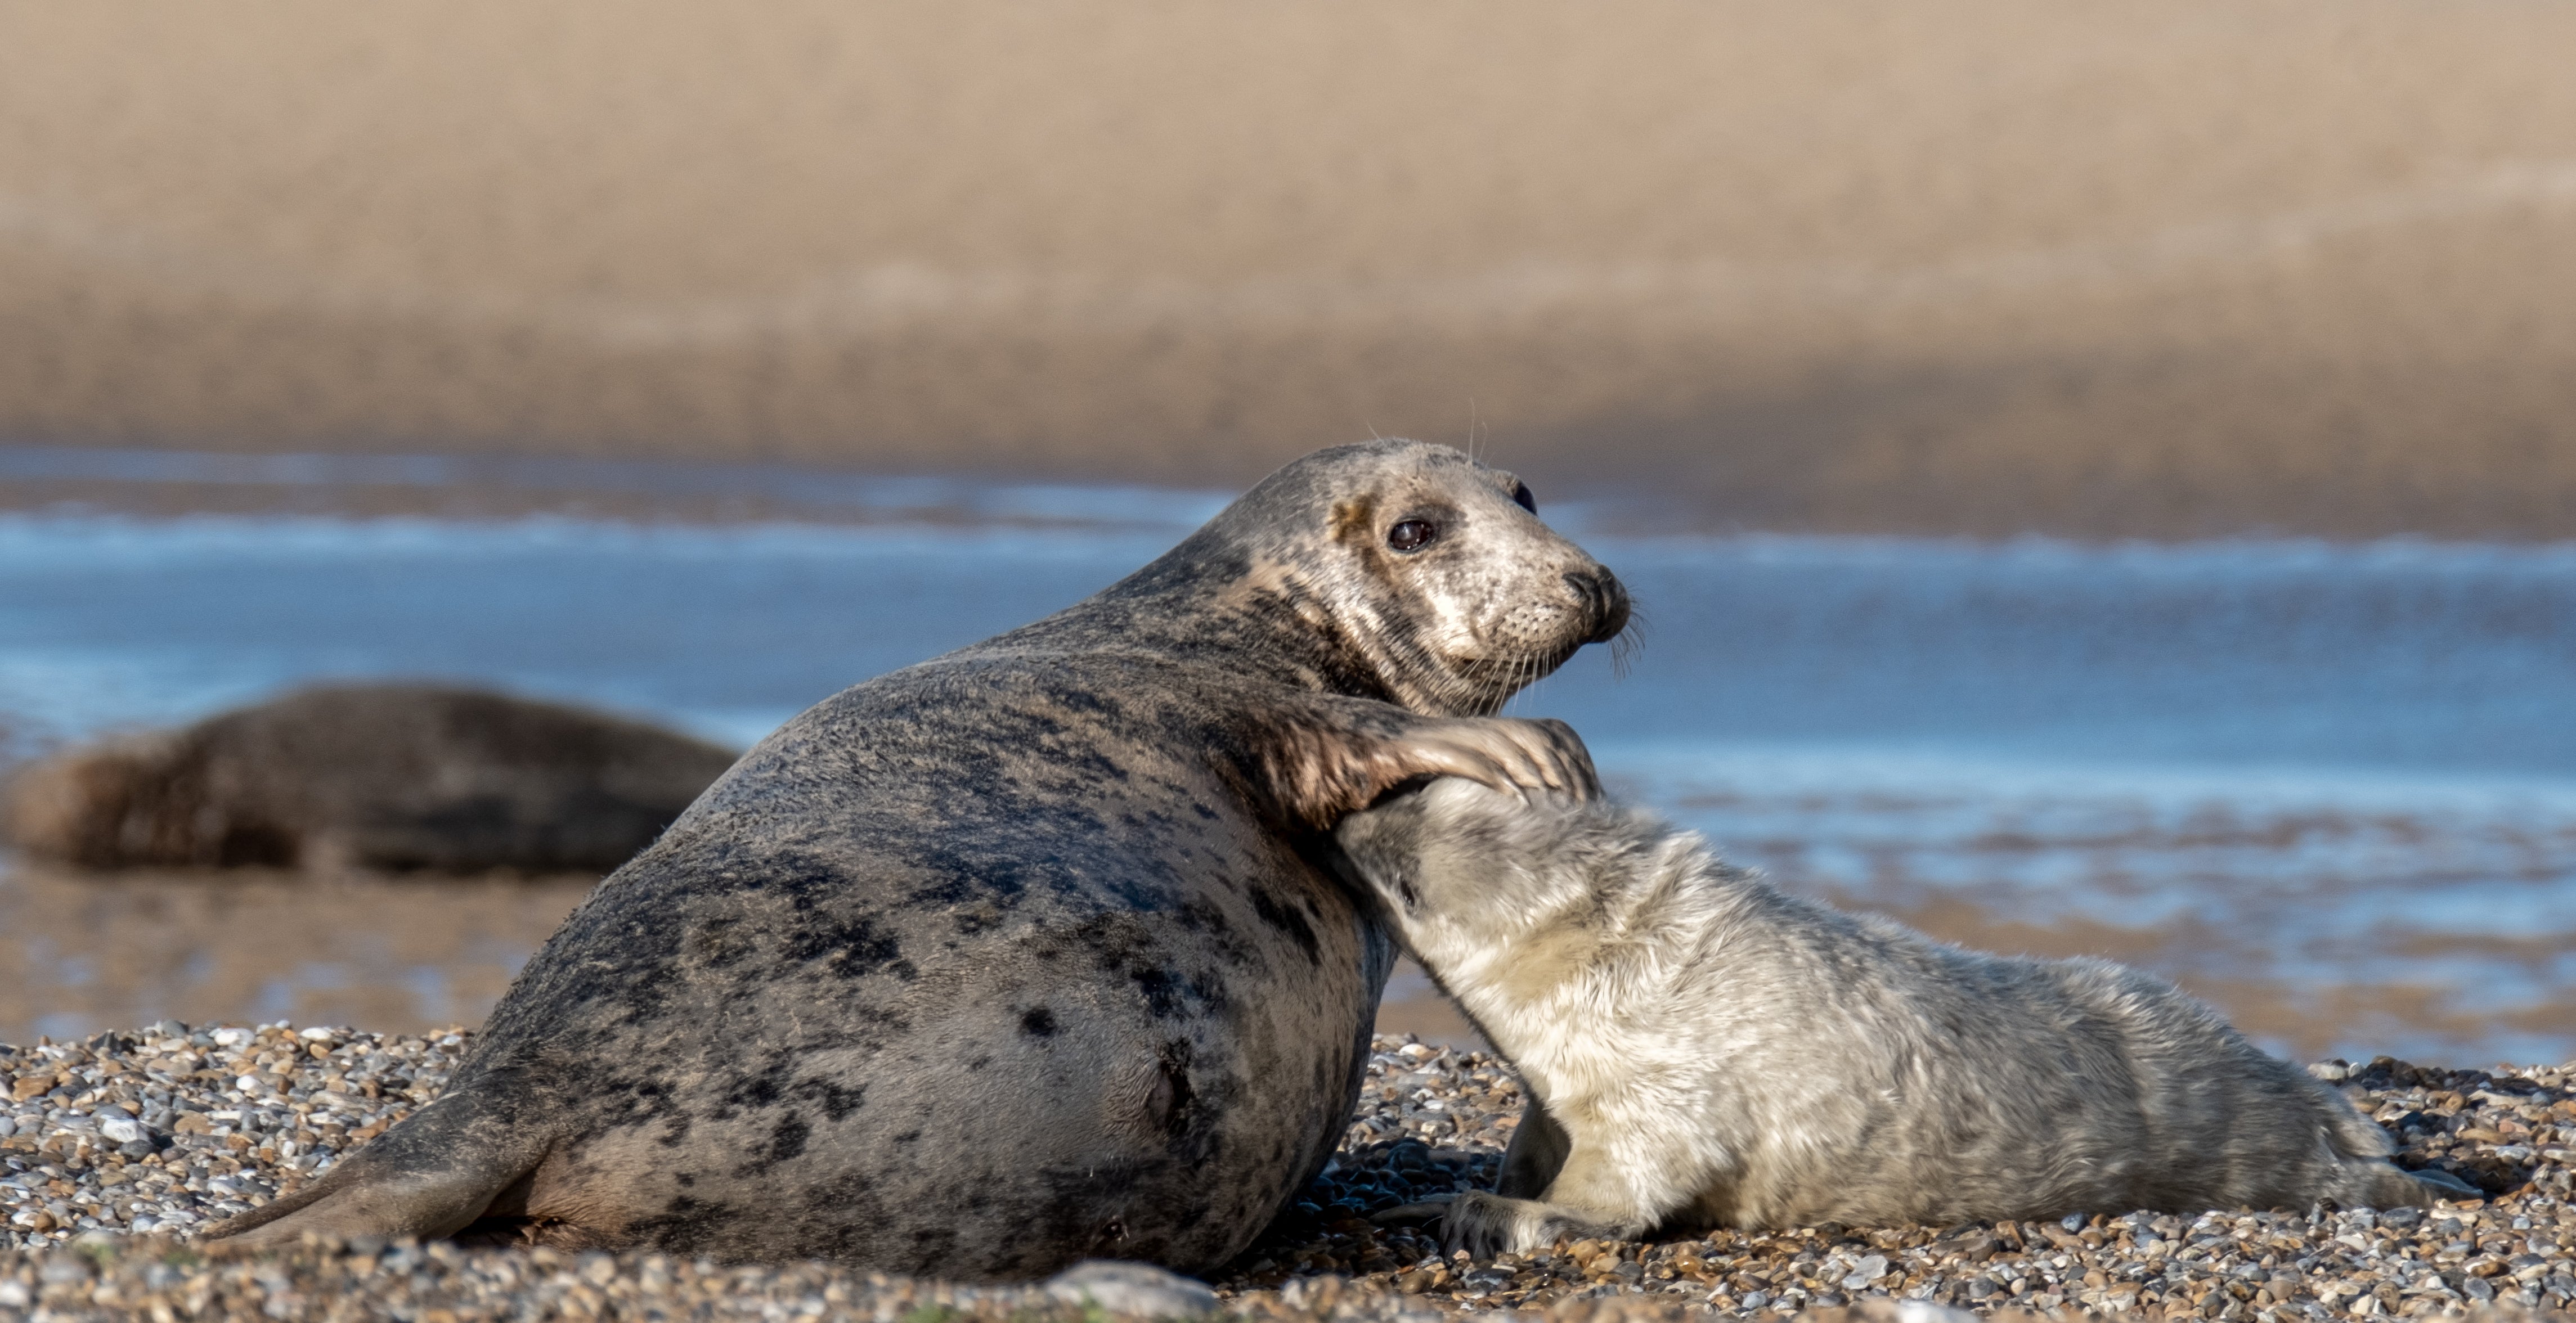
[1,1026,2570,1320]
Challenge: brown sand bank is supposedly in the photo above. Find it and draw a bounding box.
[6,2,2576,537]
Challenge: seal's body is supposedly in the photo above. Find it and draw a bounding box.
[2,685,737,874]
[208,442,1628,1278]
[1334,781,2464,1253]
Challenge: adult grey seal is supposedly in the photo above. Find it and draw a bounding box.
[1332,779,2471,1254]
[207,440,1631,1278]
[1,684,737,874]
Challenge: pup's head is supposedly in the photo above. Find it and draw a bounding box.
[1332,777,1583,932]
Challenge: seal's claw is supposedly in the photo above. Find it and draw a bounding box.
[1382,717,1596,806]
[1525,718,1601,800]
[1439,1191,1631,1259]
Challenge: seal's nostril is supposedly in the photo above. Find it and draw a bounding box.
[1567,569,1631,645]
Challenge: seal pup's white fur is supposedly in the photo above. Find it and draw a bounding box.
[1333,780,2471,1254]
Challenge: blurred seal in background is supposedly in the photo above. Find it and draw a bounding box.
[0,683,738,874]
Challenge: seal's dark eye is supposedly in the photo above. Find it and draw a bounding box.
[1387,519,1438,552]
[1512,484,1537,514]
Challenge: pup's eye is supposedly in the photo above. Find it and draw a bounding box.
[1387,519,1438,552]
[1512,484,1538,514]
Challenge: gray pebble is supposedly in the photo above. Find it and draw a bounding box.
[1045,1260,1220,1317]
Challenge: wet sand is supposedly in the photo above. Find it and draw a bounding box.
[7,2,2576,537]
[0,863,592,1046]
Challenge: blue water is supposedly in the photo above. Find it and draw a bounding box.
[2,496,2572,1064]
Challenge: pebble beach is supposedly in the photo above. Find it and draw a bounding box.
[1,1026,2570,1320]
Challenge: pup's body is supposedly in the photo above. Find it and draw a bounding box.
[1334,780,2463,1252]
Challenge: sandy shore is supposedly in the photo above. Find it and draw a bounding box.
[2,1025,2570,1318]
[6,2,2576,537]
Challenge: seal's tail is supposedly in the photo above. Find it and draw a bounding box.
[204,1086,554,1248]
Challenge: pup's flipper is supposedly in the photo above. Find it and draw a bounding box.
[1439,1190,1643,1258]
[2397,1166,2483,1202]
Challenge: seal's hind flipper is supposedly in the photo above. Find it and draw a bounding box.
[204,1089,555,1248]
[207,1153,523,1246]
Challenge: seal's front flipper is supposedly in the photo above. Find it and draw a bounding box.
[1496,1096,1572,1198]
[203,1089,555,1248]
[1444,1124,1686,1256]
[1440,1190,1641,1258]
[1242,699,1600,829]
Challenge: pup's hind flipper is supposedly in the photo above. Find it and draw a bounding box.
[204,1088,554,1248]
[2396,1166,2482,1203]
[2318,1159,2476,1210]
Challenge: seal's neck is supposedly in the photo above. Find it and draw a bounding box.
[978,525,1421,706]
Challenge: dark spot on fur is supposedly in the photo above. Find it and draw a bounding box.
[1021,1007,1058,1037]
[1249,887,1320,962]
[799,1078,867,1121]
[689,917,752,966]
[779,910,909,981]
[770,1115,809,1163]
[1327,495,1378,545]
[1155,1043,1197,1141]
[626,1195,745,1253]
[1132,967,1183,1017]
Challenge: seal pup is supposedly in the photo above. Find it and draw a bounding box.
[207,440,1631,1278]
[2,684,738,874]
[1332,779,2470,1254]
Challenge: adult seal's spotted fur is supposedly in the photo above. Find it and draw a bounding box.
[207,440,1631,1277]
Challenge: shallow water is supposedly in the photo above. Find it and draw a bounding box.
[2,471,2571,1065]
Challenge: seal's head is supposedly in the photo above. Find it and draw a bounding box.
[1189,440,1631,716]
